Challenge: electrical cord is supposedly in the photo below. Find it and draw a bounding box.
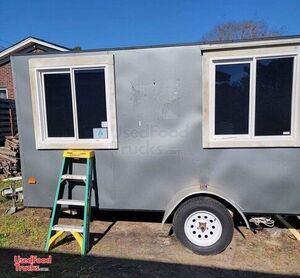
[249,217,275,228]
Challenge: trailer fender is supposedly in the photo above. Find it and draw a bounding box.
[161,185,250,229]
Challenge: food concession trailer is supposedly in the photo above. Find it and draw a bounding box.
[11,35,300,254]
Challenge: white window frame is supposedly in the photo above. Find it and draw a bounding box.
[202,46,300,148]
[211,58,253,140]
[29,54,118,149]
[0,88,8,99]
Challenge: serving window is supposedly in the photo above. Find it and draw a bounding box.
[29,54,117,149]
[202,47,299,148]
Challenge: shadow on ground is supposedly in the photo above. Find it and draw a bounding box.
[1,247,297,278]
[64,207,246,226]
[91,208,165,223]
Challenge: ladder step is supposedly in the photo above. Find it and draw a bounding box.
[52,224,83,233]
[45,152,94,255]
[57,199,85,206]
[61,174,86,181]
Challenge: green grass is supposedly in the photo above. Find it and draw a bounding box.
[0,180,47,249]
[0,212,47,248]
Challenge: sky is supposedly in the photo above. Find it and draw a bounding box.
[0,0,300,50]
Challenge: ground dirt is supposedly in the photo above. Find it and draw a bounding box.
[0,183,300,277]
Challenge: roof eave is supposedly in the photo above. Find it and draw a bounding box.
[0,37,69,60]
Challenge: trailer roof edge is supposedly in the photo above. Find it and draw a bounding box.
[11,34,300,57]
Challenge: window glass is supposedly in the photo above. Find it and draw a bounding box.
[44,73,74,137]
[255,57,294,136]
[75,69,107,139]
[0,89,7,99]
[215,63,250,135]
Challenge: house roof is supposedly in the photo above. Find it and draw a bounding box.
[0,37,69,61]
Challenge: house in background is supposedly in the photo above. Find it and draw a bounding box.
[0,37,69,99]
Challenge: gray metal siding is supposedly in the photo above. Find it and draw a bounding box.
[11,45,300,214]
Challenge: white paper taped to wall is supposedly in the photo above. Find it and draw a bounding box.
[101,121,108,128]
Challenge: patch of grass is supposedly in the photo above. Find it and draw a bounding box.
[0,179,47,249]
[0,208,48,249]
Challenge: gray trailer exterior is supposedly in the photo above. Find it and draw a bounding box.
[11,36,300,223]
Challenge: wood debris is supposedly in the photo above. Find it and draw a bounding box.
[0,135,21,178]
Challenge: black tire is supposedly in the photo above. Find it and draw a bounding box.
[173,196,233,255]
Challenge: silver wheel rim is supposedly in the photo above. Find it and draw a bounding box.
[184,210,222,247]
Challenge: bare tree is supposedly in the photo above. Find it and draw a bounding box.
[72,46,82,51]
[202,21,283,42]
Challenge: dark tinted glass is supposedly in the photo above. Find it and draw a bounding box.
[0,89,7,99]
[255,57,294,136]
[75,69,107,139]
[215,63,250,135]
[44,73,74,137]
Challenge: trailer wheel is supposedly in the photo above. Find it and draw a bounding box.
[173,197,233,255]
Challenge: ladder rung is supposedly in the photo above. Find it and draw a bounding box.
[61,174,86,181]
[52,224,83,233]
[57,199,85,206]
